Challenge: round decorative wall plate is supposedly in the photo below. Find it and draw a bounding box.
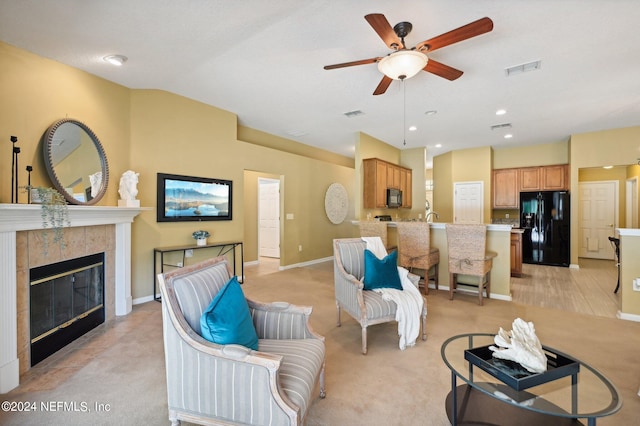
[324,183,348,224]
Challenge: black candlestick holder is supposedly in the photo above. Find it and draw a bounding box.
[11,136,20,203]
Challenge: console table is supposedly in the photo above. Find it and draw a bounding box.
[153,241,243,301]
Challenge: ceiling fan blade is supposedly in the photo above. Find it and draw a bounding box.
[416,17,493,53]
[324,57,380,70]
[424,59,464,81]
[373,75,393,95]
[365,13,403,50]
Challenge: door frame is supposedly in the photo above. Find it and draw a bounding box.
[578,180,618,259]
[258,177,281,259]
[453,181,484,224]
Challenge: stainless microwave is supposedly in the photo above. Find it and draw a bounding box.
[386,188,402,208]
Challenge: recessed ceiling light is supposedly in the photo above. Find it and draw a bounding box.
[496,109,507,115]
[504,134,513,139]
[434,144,442,148]
[425,110,437,116]
[103,55,127,66]
[409,126,417,131]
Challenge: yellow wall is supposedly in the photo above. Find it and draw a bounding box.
[1,42,357,301]
[0,42,130,205]
[238,126,353,168]
[433,152,454,222]
[433,146,492,223]
[492,141,569,169]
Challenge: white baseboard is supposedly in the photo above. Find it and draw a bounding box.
[133,295,156,305]
[279,256,333,270]
[617,310,640,322]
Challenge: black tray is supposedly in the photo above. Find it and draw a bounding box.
[464,344,580,391]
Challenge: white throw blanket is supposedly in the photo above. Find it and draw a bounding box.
[361,237,425,350]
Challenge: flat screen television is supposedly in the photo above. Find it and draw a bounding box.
[157,173,232,222]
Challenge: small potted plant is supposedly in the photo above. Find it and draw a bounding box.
[27,186,70,254]
[192,230,210,246]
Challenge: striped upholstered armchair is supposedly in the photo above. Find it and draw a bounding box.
[333,238,427,354]
[158,257,326,425]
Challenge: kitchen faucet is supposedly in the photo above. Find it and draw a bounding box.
[426,212,439,222]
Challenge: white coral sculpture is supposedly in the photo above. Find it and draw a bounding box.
[489,318,547,373]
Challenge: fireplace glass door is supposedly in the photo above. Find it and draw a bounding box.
[30,253,105,365]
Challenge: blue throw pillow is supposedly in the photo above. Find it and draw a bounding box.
[363,249,403,290]
[200,276,259,350]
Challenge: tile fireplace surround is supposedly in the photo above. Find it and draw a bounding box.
[0,204,144,393]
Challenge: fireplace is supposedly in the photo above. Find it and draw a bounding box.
[30,253,105,366]
[0,203,144,394]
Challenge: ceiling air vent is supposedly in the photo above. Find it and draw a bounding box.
[491,123,512,131]
[343,110,364,118]
[505,60,541,76]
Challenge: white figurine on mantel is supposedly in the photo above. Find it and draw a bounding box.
[489,318,547,373]
[118,170,140,207]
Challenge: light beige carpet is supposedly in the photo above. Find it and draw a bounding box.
[1,260,639,425]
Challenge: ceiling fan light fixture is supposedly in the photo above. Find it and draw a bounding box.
[378,50,428,80]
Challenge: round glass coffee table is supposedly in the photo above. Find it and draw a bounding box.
[441,333,621,426]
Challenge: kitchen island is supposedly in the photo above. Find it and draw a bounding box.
[353,221,513,300]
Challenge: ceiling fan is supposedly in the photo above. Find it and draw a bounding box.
[324,13,494,95]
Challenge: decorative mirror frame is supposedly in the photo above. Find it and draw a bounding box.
[43,118,110,205]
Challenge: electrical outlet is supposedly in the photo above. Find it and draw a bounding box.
[176,262,183,268]
[298,245,303,252]
[505,213,510,218]
[633,278,640,291]
[185,249,193,258]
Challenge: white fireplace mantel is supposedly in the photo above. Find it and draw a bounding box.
[0,203,145,393]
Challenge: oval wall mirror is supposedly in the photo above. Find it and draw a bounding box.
[43,119,109,205]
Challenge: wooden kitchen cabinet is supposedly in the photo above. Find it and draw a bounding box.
[510,230,523,277]
[541,164,568,190]
[363,158,388,208]
[519,165,569,192]
[400,168,412,208]
[363,158,412,209]
[492,168,519,209]
[387,164,401,189]
[519,167,541,192]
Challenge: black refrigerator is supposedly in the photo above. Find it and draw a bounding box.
[520,191,570,267]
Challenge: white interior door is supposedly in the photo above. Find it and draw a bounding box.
[579,181,617,259]
[453,181,484,223]
[258,178,280,258]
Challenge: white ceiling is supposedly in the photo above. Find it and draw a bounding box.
[2,1,640,167]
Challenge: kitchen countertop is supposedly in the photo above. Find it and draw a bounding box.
[351,220,514,232]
